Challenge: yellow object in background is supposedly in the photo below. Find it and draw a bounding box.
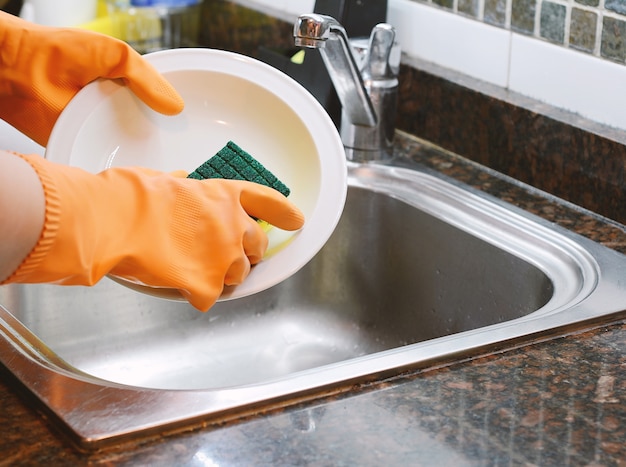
[79,0,201,53]
[78,0,162,47]
[78,15,118,38]
[96,0,108,17]
[290,49,306,65]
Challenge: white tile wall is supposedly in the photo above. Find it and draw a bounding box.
[388,0,626,132]
[509,34,626,131]
[388,0,510,87]
[246,0,279,10]
[248,0,314,17]
[283,0,315,16]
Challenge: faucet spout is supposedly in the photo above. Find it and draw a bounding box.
[294,14,377,128]
[294,13,398,161]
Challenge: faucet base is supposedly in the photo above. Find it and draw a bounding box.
[344,146,393,162]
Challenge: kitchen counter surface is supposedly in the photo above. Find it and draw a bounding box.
[1,132,625,466]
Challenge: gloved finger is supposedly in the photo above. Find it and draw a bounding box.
[243,217,269,264]
[169,170,188,178]
[223,254,251,286]
[181,249,252,312]
[224,215,268,281]
[178,221,261,311]
[120,167,188,179]
[179,286,221,313]
[62,29,184,117]
[124,74,185,116]
[102,42,184,116]
[121,166,162,177]
[237,182,305,231]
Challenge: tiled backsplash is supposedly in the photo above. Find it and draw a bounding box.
[239,0,626,65]
[236,0,626,131]
[423,0,626,64]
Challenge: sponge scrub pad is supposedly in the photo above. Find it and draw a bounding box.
[187,141,290,197]
[187,141,291,232]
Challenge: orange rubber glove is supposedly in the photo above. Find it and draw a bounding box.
[0,11,184,147]
[1,154,305,312]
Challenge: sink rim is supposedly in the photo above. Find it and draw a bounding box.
[1,161,626,449]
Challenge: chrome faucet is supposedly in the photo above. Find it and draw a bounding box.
[294,13,398,162]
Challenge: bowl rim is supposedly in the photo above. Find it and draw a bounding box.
[45,47,347,302]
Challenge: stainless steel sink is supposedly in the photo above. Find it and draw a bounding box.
[2,161,626,449]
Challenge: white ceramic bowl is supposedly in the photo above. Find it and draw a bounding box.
[46,48,347,302]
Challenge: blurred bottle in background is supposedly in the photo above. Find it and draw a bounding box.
[17,0,200,54]
[104,0,162,53]
[147,0,201,50]
[107,0,200,53]
[19,0,98,27]
[105,0,201,53]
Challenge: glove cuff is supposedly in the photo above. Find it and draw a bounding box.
[1,154,62,284]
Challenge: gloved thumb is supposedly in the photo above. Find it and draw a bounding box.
[238,182,305,231]
[92,33,184,116]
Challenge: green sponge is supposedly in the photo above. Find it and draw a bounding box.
[187,141,290,197]
[188,141,290,232]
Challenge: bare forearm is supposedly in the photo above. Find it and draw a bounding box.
[0,150,45,281]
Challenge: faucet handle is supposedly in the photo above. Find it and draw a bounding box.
[362,24,397,82]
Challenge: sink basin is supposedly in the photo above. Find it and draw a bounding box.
[1,161,626,449]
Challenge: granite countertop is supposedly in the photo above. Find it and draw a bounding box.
[1,132,625,466]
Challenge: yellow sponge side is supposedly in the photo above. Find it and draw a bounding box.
[257,219,273,233]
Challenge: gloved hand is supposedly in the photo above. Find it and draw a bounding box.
[1,154,305,312]
[0,11,184,147]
